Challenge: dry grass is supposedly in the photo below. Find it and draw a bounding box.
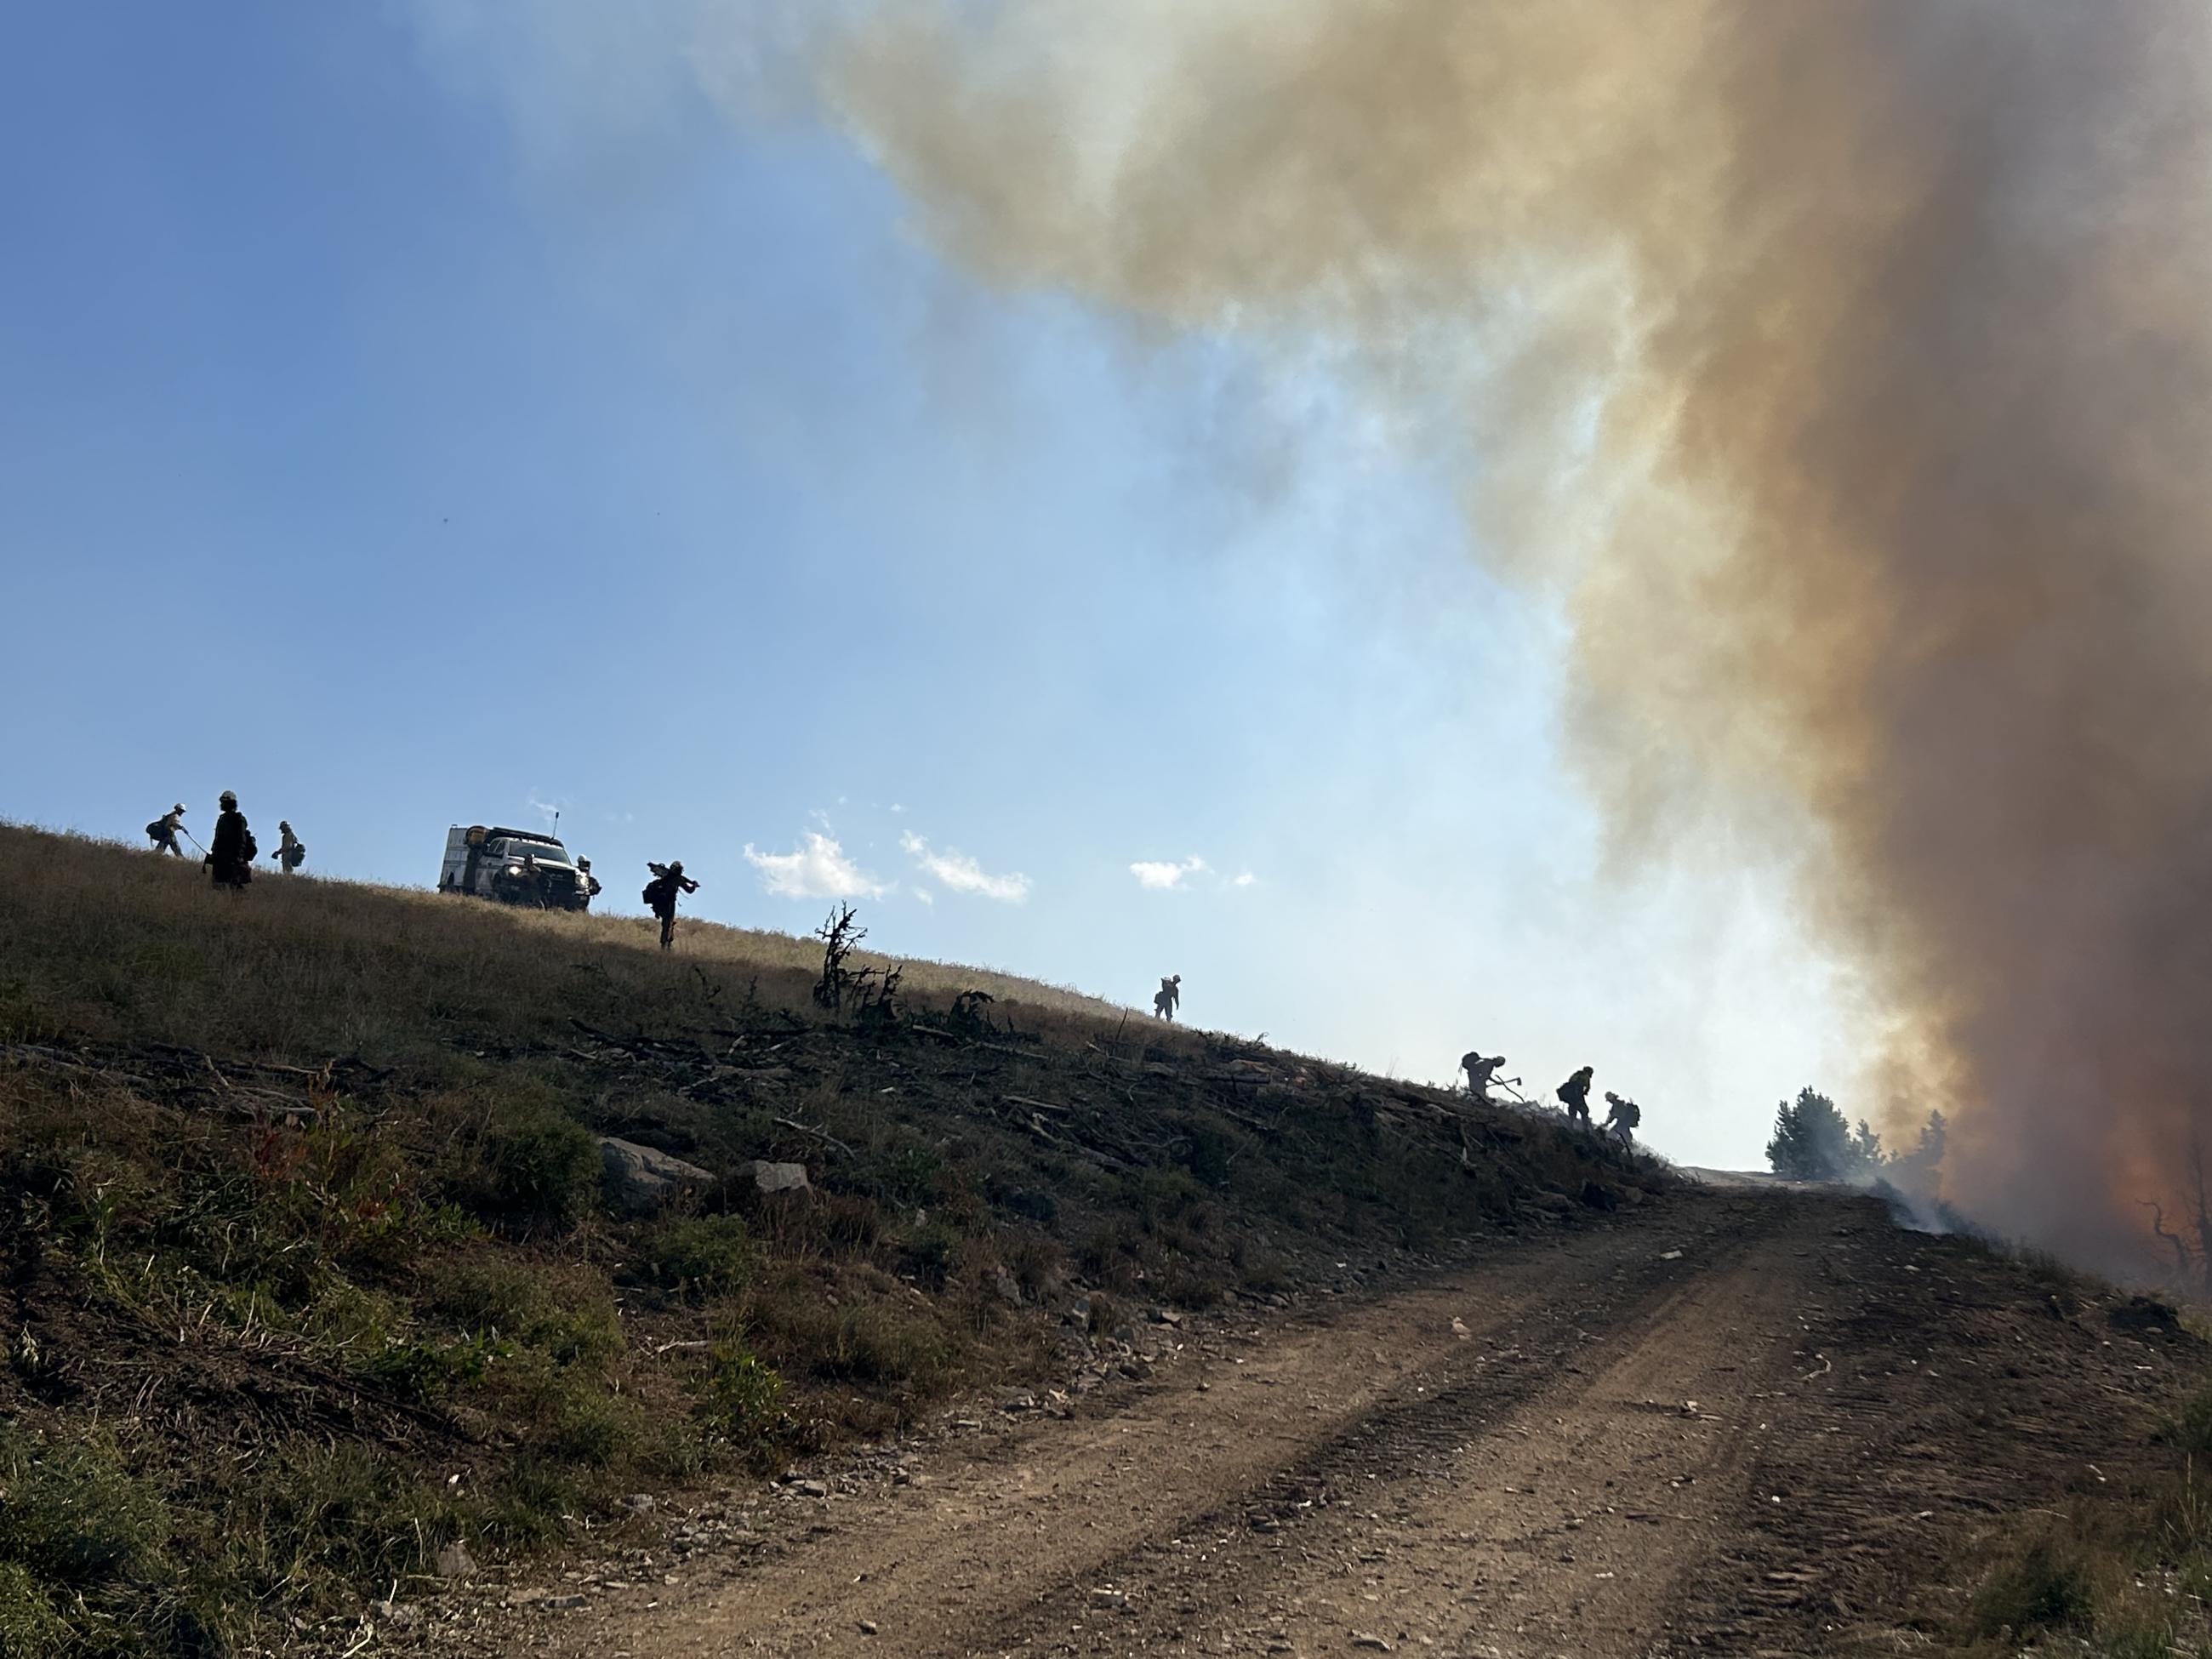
[0,822,1663,1656]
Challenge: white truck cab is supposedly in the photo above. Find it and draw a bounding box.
[439,824,594,911]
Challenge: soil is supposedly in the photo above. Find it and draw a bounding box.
[420,1183,2205,1658]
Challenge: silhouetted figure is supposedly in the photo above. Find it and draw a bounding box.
[1556,1065,1594,1126]
[1462,1052,1507,1098]
[274,821,306,873]
[206,791,256,890]
[1153,973,1181,1021]
[644,860,698,950]
[146,804,188,857]
[578,858,602,901]
[1603,1091,1642,1145]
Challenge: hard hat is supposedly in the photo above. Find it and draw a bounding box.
[668,860,684,873]
[219,790,237,808]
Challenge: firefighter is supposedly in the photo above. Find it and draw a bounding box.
[1153,973,1181,1021]
[1462,1052,1508,1099]
[1556,1065,1594,1126]
[1603,1091,1642,1145]
[577,857,602,901]
[206,791,256,890]
[644,860,698,950]
[273,821,306,873]
[146,803,188,857]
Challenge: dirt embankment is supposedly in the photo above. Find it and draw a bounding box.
[393,1184,2205,1659]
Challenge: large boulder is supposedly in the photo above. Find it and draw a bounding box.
[598,1137,715,1216]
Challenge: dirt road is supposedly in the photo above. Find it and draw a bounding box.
[487,1187,2199,1657]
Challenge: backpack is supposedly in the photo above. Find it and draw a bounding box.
[241,829,258,861]
[643,876,671,910]
[145,819,165,841]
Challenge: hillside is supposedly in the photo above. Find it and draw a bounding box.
[0,824,1664,1655]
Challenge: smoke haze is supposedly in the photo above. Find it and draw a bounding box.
[804,0,2212,1270]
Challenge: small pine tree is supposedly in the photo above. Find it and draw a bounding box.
[1765,1086,1868,1181]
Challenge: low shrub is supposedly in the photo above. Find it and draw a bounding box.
[699,1341,788,1448]
[0,1562,68,1657]
[641,1215,753,1298]
[1970,1536,2097,1637]
[463,1101,599,1228]
[0,1430,169,1587]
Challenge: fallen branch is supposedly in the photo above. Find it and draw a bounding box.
[773,1116,855,1158]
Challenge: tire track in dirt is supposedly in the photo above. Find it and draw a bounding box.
[509,1195,1772,1657]
[485,1189,2210,1658]
[993,1202,1804,1656]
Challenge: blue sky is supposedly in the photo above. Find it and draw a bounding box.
[0,3,1858,1166]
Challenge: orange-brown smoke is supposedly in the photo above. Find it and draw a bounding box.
[810,0,2212,1271]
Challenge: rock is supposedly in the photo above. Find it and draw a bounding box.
[598,1137,715,1216]
[858,1619,880,1635]
[372,1600,422,1628]
[1352,1635,1393,1651]
[619,1494,657,1514]
[436,1541,477,1579]
[542,1594,588,1612]
[1151,1307,1184,1325]
[1658,1249,1685,1261]
[796,1479,830,1498]
[745,1160,810,1194]
[1090,1588,1130,1611]
[990,1268,1023,1306]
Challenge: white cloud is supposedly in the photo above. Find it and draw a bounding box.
[913,887,935,906]
[743,831,888,900]
[900,832,1030,903]
[1232,869,1258,888]
[1131,855,1210,891]
[526,790,566,830]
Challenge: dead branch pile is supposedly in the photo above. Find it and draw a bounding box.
[0,1040,391,1123]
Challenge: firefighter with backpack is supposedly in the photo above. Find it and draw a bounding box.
[1603,1091,1643,1146]
[643,860,698,950]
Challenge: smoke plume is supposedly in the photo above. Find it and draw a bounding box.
[804,0,2212,1270]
